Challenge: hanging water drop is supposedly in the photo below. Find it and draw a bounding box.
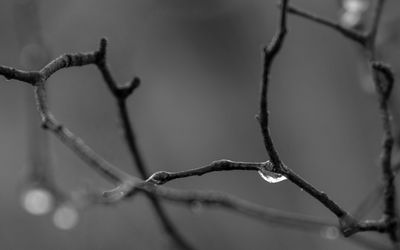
[258,164,287,183]
[320,226,340,240]
[21,188,54,215]
[53,204,79,230]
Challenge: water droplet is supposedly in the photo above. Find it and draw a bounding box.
[343,0,369,13]
[53,204,79,230]
[320,226,340,240]
[21,188,54,215]
[258,167,287,184]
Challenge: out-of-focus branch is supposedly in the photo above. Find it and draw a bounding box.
[140,184,335,232]
[14,0,51,181]
[368,0,386,47]
[285,4,367,46]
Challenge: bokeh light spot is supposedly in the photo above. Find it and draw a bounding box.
[53,204,79,230]
[21,188,54,215]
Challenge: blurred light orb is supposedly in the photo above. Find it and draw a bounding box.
[320,226,340,240]
[340,11,362,28]
[53,204,79,230]
[343,0,369,13]
[21,188,54,215]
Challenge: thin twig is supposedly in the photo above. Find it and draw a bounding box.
[95,39,193,250]
[259,0,360,236]
[285,4,366,46]
[147,160,264,185]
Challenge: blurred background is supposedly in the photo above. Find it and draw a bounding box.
[0,0,400,249]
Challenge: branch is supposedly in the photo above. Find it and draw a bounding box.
[285,4,367,46]
[95,39,193,250]
[259,0,362,236]
[258,0,287,168]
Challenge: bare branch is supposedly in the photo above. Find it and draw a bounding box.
[0,50,98,85]
[259,0,360,236]
[136,183,336,233]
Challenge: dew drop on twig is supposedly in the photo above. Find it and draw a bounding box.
[258,168,287,184]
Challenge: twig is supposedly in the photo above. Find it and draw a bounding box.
[285,4,366,46]
[95,39,193,250]
[147,160,264,185]
[258,0,288,167]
